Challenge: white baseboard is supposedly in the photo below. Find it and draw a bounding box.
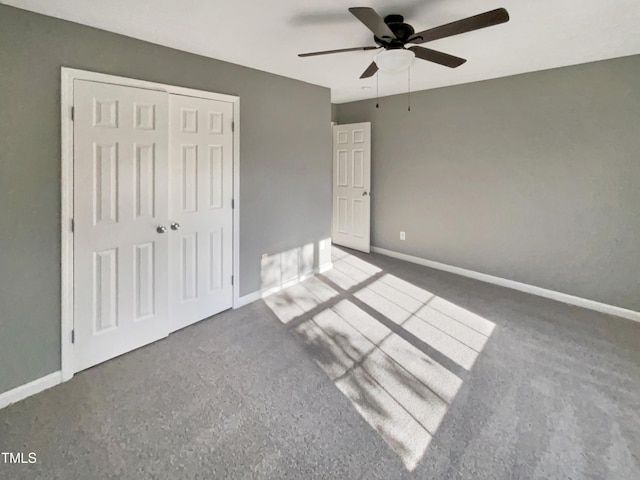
[235,262,333,308]
[318,262,334,274]
[0,371,62,410]
[371,246,640,323]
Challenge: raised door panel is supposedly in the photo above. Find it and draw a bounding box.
[352,199,365,238]
[94,248,118,333]
[180,234,198,301]
[337,197,349,234]
[134,242,155,320]
[208,145,223,209]
[208,228,223,292]
[181,145,198,213]
[337,150,349,187]
[134,144,156,219]
[93,143,119,225]
[352,150,364,188]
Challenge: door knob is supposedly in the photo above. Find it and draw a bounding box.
[156,225,167,234]
[170,222,181,231]
[362,191,369,196]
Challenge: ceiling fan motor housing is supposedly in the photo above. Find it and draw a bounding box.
[374,14,415,48]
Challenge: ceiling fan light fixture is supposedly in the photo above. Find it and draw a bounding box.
[374,49,415,72]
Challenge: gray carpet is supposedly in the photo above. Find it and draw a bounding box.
[1,247,639,479]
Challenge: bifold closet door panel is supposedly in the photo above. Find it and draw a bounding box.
[73,79,170,372]
[168,94,234,332]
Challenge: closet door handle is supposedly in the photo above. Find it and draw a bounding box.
[170,222,181,231]
[157,225,167,234]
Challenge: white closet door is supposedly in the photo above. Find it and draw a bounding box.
[168,94,234,331]
[73,80,169,372]
[332,122,371,253]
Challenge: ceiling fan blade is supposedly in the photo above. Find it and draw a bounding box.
[349,7,397,39]
[409,46,467,68]
[360,62,379,79]
[298,46,379,57]
[408,8,509,44]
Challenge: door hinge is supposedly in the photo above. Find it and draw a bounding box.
[231,121,235,132]
[231,199,235,209]
[71,218,75,233]
[231,275,234,286]
[71,106,75,121]
[71,329,75,344]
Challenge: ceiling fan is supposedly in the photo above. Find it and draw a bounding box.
[298,7,510,78]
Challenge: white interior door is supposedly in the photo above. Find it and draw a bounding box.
[73,80,169,372]
[332,122,371,253]
[168,94,234,332]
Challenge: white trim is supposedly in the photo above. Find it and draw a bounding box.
[232,99,241,308]
[235,262,333,308]
[371,247,640,323]
[235,290,263,308]
[318,262,334,274]
[61,67,241,382]
[60,69,74,382]
[0,372,62,410]
[60,68,240,102]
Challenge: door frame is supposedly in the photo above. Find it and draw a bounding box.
[61,67,240,381]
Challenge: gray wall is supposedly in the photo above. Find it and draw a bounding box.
[0,5,331,395]
[336,55,640,312]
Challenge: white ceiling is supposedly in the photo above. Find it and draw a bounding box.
[4,0,640,103]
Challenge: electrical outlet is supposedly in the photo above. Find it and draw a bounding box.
[400,231,406,241]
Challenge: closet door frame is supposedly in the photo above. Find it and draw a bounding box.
[61,67,240,382]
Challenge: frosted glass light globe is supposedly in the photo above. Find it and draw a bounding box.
[374,49,415,72]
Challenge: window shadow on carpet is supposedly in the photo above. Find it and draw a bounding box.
[263,246,495,470]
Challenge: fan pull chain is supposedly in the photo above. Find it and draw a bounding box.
[376,72,379,109]
[408,66,411,112]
